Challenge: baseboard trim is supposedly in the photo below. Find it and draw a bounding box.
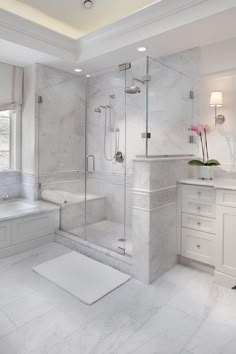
[0,234,55,260]
[178,255,215,274]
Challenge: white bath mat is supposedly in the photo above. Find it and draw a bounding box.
[33,251,131,305]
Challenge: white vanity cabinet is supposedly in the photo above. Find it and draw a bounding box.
[215,189,236,285]
[179,184,216,266]
[179,181,236,287]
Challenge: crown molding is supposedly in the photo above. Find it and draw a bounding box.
[0,9,76,60]
[0,0,235,68]
[76,0,236,63]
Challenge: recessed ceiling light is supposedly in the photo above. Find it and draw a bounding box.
[74,68,82,73]
[137,46,147,52]
[83,0,94,9]
[86,74,91,78]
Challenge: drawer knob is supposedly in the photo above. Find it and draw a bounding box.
[197,222,201,226]
[197,206,201,211]
[196,244,201,248]
[198,191,201,196]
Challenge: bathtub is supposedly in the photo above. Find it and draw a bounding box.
[41,189,106,230]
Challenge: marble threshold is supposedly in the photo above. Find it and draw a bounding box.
[55,230,132,265]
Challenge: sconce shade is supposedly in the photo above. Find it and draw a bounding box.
[210,91,223,107]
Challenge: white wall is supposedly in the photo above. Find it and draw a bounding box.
[199,37,236,169]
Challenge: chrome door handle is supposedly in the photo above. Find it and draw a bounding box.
[86,155,95,174]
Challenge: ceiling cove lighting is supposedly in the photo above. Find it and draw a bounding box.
[137,46,147,52]
[74,68,82,73]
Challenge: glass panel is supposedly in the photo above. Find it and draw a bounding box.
[124,57,147,256]
[85,66,127,255]
[147,56,194,156]
[0,111,10,170]
[37,65,86,239]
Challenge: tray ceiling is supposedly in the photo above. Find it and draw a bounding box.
[2,0,159,38]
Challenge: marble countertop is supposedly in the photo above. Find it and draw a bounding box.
[0,199,59,221]
[134,155,193,162]
[179,178,236,191]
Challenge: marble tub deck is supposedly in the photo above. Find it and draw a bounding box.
[0,242,235,354]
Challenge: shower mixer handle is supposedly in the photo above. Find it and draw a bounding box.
[86,155,95,174]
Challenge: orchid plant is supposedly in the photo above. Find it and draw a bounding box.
[188,124,220,166]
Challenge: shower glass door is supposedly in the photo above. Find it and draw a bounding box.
[85,66,128,255]
[37,65,87,239]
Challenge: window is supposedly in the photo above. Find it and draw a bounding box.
[0,109,20,171]
[0,63,23,171]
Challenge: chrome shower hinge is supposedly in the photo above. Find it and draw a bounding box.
[141,132,151,139]
[119,62,131,71]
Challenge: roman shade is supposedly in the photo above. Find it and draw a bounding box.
[0,62,23,111]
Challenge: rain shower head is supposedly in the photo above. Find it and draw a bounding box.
[125,84,141,94]
[125,78,144,94]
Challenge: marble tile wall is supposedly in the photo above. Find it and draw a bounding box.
[86,48,199,228]
[0,171,21,199]
[132,158,192,283]
[21,173,38,201]
[86,58,147,226]
[147,49,200,156]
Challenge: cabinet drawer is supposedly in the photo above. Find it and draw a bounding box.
[182,199,216,218]
[182,213,216,234]
[0,221,11,249]
[182,185,215,202]
[217,189,236,207]
[181,228,215,265]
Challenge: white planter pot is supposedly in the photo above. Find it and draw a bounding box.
[199,166,214,180]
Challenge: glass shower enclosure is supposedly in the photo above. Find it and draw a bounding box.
[37,54,194,257]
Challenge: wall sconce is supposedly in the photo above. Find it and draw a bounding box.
[210,91,225,125]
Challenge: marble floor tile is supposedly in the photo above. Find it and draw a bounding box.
[47,308,141,354]
[0,305,91,354]
[0,310,15,338]
[167,272,222,320]
[1,290,56,326]
[115,306,202,354]
[93,277,177,324]
[185,322,236,354]
[0,242,234,354]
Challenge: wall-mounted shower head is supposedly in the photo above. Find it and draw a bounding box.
[94,107,102,113]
